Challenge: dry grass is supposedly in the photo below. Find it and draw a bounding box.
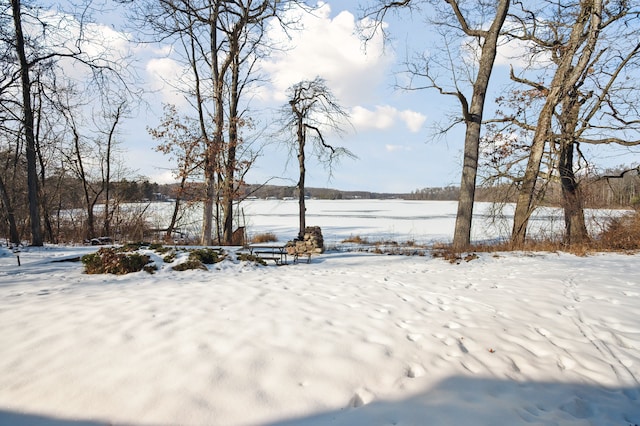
[341,235,371,244]
[594,211,640,251]
[251,232,278,243]
[432,210,640,260]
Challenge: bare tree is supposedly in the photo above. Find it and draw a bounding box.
[98,96,128,238]
[219,1,278,245]
[10,0,42,245]
[0,172,20,244]
[508,0,603,245]
[149,104,203,241]
[5,0,133,245]
[365,0,510,250]
[505,0,639,245]
[137,0,285,245]
[282,77,355,239]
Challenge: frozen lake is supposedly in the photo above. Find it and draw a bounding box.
[146,199,625,246]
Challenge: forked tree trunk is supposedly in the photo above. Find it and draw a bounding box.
[511,0,602,246]
[165,175,186,242]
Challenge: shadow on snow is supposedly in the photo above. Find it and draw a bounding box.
[1,376,637,426]
[265,376,640,426]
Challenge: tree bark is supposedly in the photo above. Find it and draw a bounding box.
[511,0,602,246]
[557,93,589,245]
[559,141,589,244]
[0,174,21,244]
[297,117,306,240]
[11,0,42,246]
[222,35,241,245]
[452,0,510,251]
[165,183,184,242]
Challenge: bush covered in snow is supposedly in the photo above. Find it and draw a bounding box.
[82,247,155,275]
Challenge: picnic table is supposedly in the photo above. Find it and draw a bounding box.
[249,243,289,265]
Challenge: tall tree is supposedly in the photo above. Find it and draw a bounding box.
[220,1,277,245]
[367,0,510,250]
[509,0,603,245]
[4,0,133,245]
[138,0,284,245]
[149,104,203,241]
[507,0,639,245]
[10,0,42,245]
[282,77,354,239]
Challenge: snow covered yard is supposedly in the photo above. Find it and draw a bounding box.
[0,247,638,425]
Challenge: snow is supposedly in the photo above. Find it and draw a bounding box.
[149,199,628,246]
[0,200,638,426]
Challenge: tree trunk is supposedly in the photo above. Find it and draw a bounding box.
[201,171,215,245]
[165,197,181,242]
[198,7,219,247]
[559,141,589,245]
[222,145,236,245]
[297,120,306,240]
[86,209,95,241]
[453,118,482,251]
[11,0,42,246]
[511,0,602,246]
[452,0,510,251]
[558,90,589,245]
[511,108,553,246]
[223,40,240,246]
[0,174,21,244]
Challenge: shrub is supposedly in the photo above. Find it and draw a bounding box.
[237,252,267,266]
[82,247,153,275]
[251,232,278,243]
[149,242,170,252]
[342,235,369,244]
[172,259,208,271]
[120,242,149,252]
[597,211,640,250]
[150,244,174,255]
[163,251,177,263]
[189,248,225,264]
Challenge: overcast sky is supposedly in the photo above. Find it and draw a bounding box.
[55,0,637,193]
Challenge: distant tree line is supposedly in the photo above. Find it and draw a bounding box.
[409,166,640,208]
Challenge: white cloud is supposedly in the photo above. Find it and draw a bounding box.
[149,170,179,184]
[455,18,553,71]
[259,3,393,105]
[350,105,395,130]
[385,144,413,152]
[33,10,134,82]
[78,22,132,62]
[145,57,190,105]
[399,110,427,132]
[350,105,426,133]
[494,37,555,70]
